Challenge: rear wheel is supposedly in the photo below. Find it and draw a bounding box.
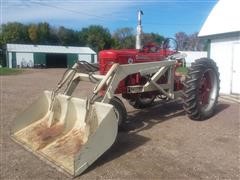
[183,58,220,120]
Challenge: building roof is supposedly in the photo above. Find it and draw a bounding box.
[6,44,96,54]
[199,0,240,37]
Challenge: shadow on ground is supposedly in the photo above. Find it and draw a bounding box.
[84,100,183,175]
[214,103,230,115]
[123,100,185,132]
[83,100,230,175]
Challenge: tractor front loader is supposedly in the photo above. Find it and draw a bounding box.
[11,10,220,177]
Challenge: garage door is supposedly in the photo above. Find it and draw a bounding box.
[46,53,67,68]
[231,43,240,94]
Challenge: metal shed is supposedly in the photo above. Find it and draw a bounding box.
[6,44,97,68]
[199,0,240,94]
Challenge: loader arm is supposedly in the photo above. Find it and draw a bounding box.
[61,59,178,105]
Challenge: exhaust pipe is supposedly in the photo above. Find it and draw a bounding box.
[136,10,144,50]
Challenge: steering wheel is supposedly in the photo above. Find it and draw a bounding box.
[163,38,178,52]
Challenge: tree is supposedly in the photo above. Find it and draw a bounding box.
[112,28,165,49]
[1,22,29,46]
[27,22,53,44]
[38,22,51,44]
[28,24,38,43]
[142,32,165,45]
[48,27,59,45]
[175,32,188,51]
[57,26,78,46]
[79,25,112,52]
[0,21,168,52]
[175,32,206,51]
[187,32,207,51]
[112,27,135,49]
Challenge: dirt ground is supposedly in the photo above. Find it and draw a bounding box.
[1,69,239,180]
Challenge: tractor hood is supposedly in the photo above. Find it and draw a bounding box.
[98,48,175,74]
[99,49,138,60]
[98,49,138,74]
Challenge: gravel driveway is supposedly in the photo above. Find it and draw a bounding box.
[1,69,239,179]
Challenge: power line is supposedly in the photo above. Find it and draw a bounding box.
[4,0,208,29]
[30,1,108,22]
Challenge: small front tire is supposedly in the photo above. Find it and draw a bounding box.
[109,97,127,128]
[94,96,127,128]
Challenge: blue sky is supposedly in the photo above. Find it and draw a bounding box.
[2,0,217,37]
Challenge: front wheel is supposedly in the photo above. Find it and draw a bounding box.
[109,97,127,128]
[183,58,220,120]
[94,96,127,128]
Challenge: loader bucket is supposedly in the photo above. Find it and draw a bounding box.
[11,91,118,177]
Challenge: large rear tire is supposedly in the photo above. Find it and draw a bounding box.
[183,58,220,120]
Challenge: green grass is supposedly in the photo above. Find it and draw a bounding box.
[175,66,188,75]
[0,67,24,75]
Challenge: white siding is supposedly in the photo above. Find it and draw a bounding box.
[78,54,91,63]
[16,52,34,68]
[180,51,207,67]
[78,54,97,63]
[8,52,12,68]
[95,54,98,63]
[210,36,240,94]
[231,43,240,94]
[7,44,96,54]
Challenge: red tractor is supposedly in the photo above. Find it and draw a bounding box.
[97,10,220,127]
[12,10,220,177]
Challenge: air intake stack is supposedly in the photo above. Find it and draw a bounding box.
[136,10,143,50]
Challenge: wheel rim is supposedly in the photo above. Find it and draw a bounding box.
[113,108,121,125]
[198,68,218,111]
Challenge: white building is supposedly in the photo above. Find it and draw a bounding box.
[180,51,207,67]
[6,44,97,68]
[198,0,240,94]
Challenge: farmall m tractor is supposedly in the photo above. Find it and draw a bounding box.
[11,11,220,177]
